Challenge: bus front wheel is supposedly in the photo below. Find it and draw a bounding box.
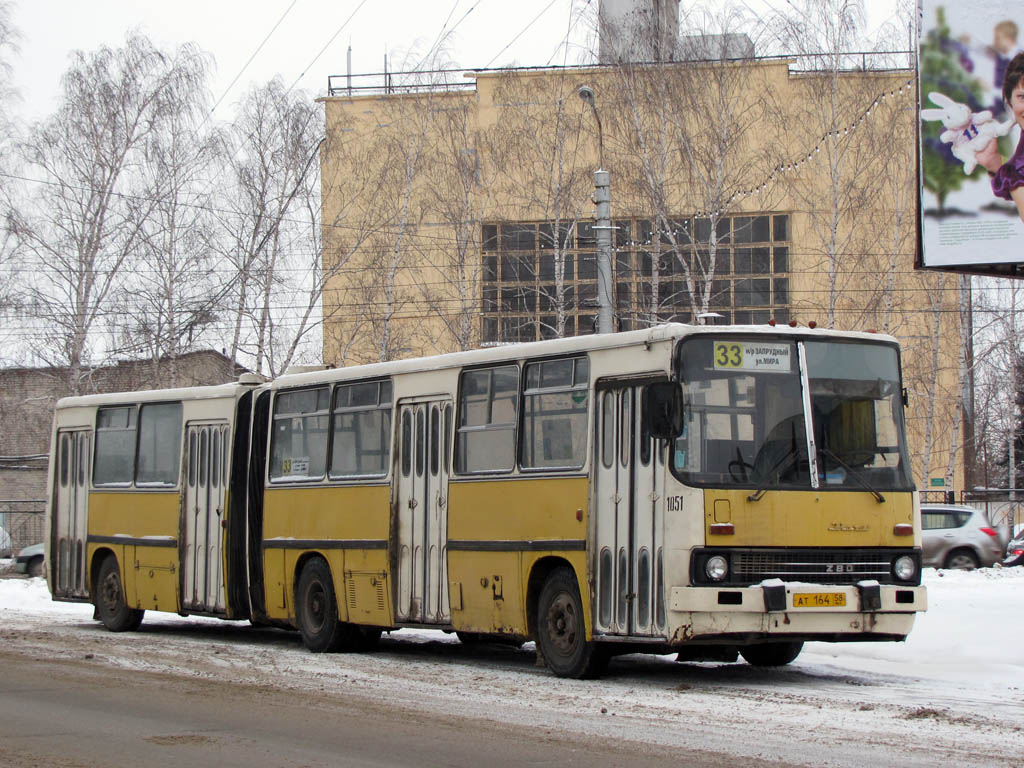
[94,556,144,632]
[536,567,606,679]
[740,641,803,667]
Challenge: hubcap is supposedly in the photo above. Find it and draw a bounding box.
[545,591,578,654]
[101,572,121,610]
[307,582,326,632]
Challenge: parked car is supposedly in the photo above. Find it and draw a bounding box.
[921,505,1003,570]
[14,543,44,577]
[1003,530,1024,568]
[0,526,11,558]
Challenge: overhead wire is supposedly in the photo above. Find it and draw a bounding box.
[208,0,299,119]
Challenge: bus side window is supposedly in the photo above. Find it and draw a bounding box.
[59,434,69,488]
[455,365,519,473]
[135,402,183,486]
[520,357,589,471]
[269,387,330,482]
[94,406,137,486]
[330,379,392,479]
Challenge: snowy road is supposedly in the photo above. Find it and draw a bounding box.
[1,568,1022,767]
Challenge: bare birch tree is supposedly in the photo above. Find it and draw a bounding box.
[607,5,775,326]
[111,81,221,388]
[216,79,323,377]
[484,70,591,339]
[414,95,490,352]
[10,34,209,393]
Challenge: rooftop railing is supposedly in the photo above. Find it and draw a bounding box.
[327,50,915,98]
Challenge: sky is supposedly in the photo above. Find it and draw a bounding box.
[5,0,905,124]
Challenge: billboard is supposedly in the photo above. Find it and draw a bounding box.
[920,1,1024,271]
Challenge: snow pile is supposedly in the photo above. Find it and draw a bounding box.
[805,567,1024,690]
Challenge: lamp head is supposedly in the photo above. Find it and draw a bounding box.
[577,85,596,106]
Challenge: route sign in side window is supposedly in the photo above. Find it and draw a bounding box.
[270,387,329,482]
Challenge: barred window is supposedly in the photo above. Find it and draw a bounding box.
[480,213,791,342]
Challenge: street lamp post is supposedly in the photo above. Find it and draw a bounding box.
[578,85,614,334]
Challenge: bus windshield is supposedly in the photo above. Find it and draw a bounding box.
[671,336,913,492]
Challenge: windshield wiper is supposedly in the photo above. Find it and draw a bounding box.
[819,447,885,503]
[747,446,801,502]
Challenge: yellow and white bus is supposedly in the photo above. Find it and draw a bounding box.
[45,324,926,678]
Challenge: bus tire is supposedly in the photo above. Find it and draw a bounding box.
[536,567,606,679]
[295,558,345,652]
[740,641,803,667]
[94,556,144,632]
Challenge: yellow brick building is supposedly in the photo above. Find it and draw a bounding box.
[318,58,965,492]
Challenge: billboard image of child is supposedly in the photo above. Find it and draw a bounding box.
[920,2,1024,267]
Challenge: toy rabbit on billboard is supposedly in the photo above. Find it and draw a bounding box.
[921,91,1014,174]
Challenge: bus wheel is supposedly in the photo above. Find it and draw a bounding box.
[536,567,606,679]
[94,556,144,632]
[739,641,803,667]
[296,558,345,652]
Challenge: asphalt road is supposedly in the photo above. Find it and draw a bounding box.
[0,652,794,768]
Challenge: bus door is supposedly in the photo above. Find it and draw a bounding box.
[593,384,666,638]
[53,429,90,598]
[182,422,230,613]
[395,398,452,624]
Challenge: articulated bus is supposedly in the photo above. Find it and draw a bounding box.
[45,324,926,678]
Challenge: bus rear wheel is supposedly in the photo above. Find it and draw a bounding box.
[536,567,606,679]
[94,556,144,632]
[296,558,345,652]
[739,641,803,667]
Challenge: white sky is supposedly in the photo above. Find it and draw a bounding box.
[6,0,904,124]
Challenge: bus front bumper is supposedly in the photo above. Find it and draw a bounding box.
[665,582,926,643]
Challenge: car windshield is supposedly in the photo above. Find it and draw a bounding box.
[671,336,914,492]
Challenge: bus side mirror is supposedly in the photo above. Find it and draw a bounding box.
[644,382,685,440]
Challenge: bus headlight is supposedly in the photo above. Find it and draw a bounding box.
[705,555,729,582]
[893,555,916,582]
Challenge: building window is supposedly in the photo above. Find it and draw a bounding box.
[480,213,791,342]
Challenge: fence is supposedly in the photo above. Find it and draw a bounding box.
[0,500,45,556]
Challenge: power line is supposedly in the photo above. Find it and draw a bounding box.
[484,0,562,68]
[209,1,300,119]
[286,0,370,93]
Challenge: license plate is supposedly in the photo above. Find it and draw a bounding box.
[793,592,846,608]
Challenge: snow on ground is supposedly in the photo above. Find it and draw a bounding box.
[2,567,1024,766]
